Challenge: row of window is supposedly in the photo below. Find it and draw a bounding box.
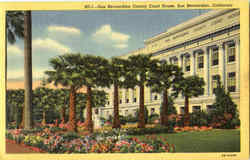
[212,72,236,93]
[170,42,236,72]
[103,105,218,117]
[178,105,215,114]
[107,71,236,105]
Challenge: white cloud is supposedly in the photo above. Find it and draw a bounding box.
[48,25,81,35]
[33,38,71,54]
[92,24,130,49]
[113,44,128,49]
[7,45,22,55]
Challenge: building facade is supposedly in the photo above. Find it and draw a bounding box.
[96,9,240,119]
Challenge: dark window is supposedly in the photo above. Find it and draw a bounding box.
[211,47,219,66]
[184,55,190,72]
[180,107,185,115]
[227,72,236,92]
[119,99,122,104]
[154,95,158,100]
[197,54,204,69]
[133,98,137,103]
[212,75,220,93]
[228,43,236,63]
[126,99,129,103]
[192,106,201,112]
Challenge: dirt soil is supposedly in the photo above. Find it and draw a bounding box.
[6,141,38,153]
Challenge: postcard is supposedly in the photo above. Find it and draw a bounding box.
[0,0,249,160]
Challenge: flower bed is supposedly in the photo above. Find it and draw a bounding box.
[6,127,175,153]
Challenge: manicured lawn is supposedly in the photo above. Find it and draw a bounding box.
[135,129,240,152]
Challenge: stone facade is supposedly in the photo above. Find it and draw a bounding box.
[94,9,240,119]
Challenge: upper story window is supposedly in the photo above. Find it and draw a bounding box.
[212,74,220,94]
[227,43,236,63]
[171,57,178,66]
[184,55,190,72]
[227,72,236,92]
[211,47,219,66]
[197,53,204,69]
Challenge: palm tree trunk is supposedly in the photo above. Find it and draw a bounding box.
[24,11,32,129]
[161,89,168,126]
[138,84,145,128]
[42,110,46,126]
[112,84,120,128]
[85,86,93,133]
[69,87,77,132]
[61,106,65,123]
[184,96,190,126]
[20,105,25,128]
[79,106,84,122]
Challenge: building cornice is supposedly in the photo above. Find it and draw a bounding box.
[152,24,240,57]
[144,9,237,45]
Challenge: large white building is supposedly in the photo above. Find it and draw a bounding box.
[94,9,240,119]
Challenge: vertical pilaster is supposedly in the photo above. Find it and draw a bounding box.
[178,54,183,72]
[235,38,240,92]
[191,52,196,75]
[204,47,210,96]
[218,42,226,86]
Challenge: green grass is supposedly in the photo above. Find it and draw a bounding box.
[135,129,240,152]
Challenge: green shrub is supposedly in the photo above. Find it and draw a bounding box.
[148,113,159,124]
[189,111,209,127]
[211,76,240,129]
[126,126,174,136]
[61,132,80,142]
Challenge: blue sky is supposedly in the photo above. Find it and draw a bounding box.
[7,9,209,81]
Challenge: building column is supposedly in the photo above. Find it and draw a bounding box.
[178,54,183,72]
[191,51,196,75]
[235,38,240,92]
[204,47,210,96]
[218,42,226,86]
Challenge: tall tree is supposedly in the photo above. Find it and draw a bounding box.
[108,58,127,128]
[77,55,110,133]
[45,54,110,133]
[45,54,84,132]
[124,54,157,128]
[172,75,205,126]
[23,11,33,129]
[6,11,24,127]
[148,60,182,126]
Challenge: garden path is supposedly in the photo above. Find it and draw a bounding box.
[6,140,38,153]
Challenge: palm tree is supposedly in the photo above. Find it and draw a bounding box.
[77,55,110,133]
[45,54,84,132]
[23,11,33,129]
[108,58,127,128]
[6,11,24,127]
[6,11,33,129]
[148,60,182,126]
[124,54,157,128]
[173,75,205,126]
